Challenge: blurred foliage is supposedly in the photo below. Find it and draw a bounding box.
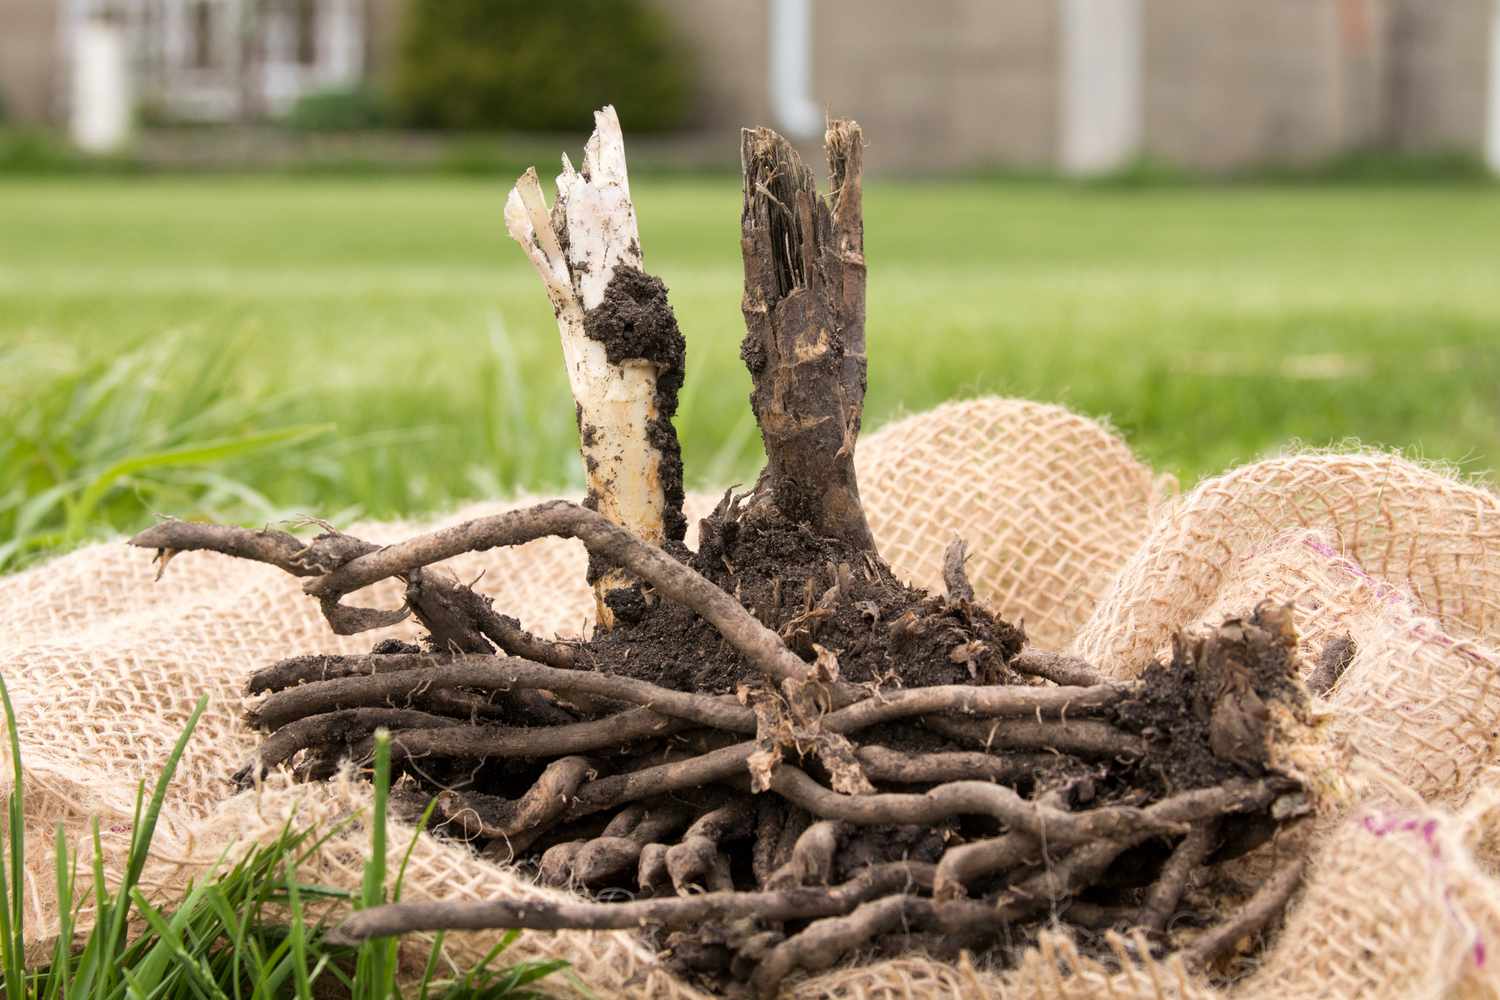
[394,0,693,133]
[0,129,142,174]
[285,86,394,132]
[1070,151,1495,189]
[0,131,65,172]
[1257,149,1494,185]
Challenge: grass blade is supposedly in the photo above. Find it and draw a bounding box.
[284,855,314,1000]
[65,426,332,538]
[0,675,27,996]
[356,729,392,1000]
[416,930,447,1000]
[392,796,438,902]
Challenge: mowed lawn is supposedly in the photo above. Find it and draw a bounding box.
[3,174,1499,555]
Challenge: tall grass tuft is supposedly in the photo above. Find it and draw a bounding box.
[0,341,332,571]
[0,678,566,999]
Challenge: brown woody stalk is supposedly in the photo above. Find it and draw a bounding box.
[740,120,875,551]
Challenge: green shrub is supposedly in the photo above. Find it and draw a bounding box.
[0,130,66,172]
[0,128,148,174]
[285,86,392,132]
[394,0,693,133]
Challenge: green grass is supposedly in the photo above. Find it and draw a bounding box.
[2,175,1499,564]
[0,677,567,998]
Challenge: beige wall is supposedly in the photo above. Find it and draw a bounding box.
[814,0,1058,171]
[1143,0,1489,170]
[651,0,1057,172]
[0,0,60,123]
[1145,0,1351,169]
[1386,0,1490,151]
[363,0,406,84]
[651,0,769,130]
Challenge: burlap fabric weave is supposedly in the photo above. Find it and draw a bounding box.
[2,397,1497,998]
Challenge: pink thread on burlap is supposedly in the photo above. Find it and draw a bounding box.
[1303,536,1497,669]
[1360,811,1487,968]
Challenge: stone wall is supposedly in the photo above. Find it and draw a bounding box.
[1143,0,1352,169]
[363,0,406,84]
[651,0,1058,172]
[1386,0,1491,151]
[815,0,1059,171]
[1143,0,1491,169]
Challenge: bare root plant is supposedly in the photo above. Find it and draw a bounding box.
[132,109,1317,996]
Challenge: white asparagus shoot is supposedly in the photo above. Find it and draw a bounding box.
[504,106,675,627]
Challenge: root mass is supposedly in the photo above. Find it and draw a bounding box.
[131,112,1314,997]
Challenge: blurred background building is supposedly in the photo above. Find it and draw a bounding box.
[1,0,1497,173]
[2,0,392,124]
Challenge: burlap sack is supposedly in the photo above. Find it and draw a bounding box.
[2,397,1497,998]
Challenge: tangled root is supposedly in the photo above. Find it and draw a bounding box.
[135,507,1314,997]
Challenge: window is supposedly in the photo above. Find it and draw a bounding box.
[190,0,216,69]
[295,0,317,66]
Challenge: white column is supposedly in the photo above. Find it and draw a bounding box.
[72,16,133,152]
[769,0,821,141]
[320,0,364,84]
[162,0,187,69]
[1059,0,1144,176]
[1486,0,1500,174]
[262,4,299,113]
[224,0,243,117]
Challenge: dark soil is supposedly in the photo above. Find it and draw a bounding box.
[1113,604,1307,795]
[1308,634,1356,694]
[592,494,1025,696]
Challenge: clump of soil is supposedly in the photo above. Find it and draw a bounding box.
[595,494,1024,694]
[1114,604,1308,794]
